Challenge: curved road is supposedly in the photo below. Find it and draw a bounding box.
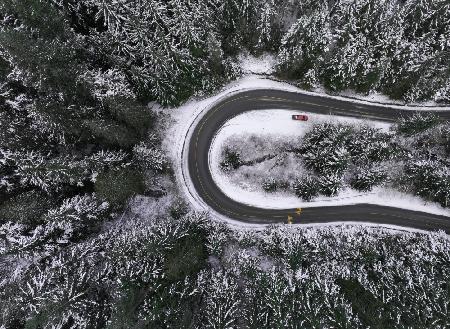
[187,89,450,233]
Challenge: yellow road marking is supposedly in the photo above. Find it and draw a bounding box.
[287,215,293,224]
[190,92,395,220]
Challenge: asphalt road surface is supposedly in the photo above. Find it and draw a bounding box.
[187,89,450,233]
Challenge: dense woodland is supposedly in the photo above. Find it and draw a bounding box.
[0,0,449,328]
[2,217,450,328]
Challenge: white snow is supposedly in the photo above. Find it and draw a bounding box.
[335,88,408,106]
[161,75,450,231]
[210,108,389,140]
[290,84,450,111]
[209,109,450,217]
[333,88,450,108]
[237,52,276,75]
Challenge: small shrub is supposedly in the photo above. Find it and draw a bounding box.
[318,174,343,197]
[278,180,290,190]
[350,167,387,192]
[396,113,439,136]
[293,176,320,201]
[220,147,242,171]
[263,178,290,193]
[262,177,278,192]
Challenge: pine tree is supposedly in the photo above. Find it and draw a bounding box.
[94,167,145,205]
[293,176,320,201]
[404,159,450,207]
[2,149,127,192]
[435,79,450,103]
[318,173,344,197]
[220,147,242,171]
[1,194,109,256]
[301,123,352,176]
[276,8,330,81]
[133,142,168,173]
[350,166,387,192]
[79,0,222,106]
[255,0,281,52]
[262,177,278,192]
[396,113,440,136]
[0,190,52,225]
[202,270,240,329]
[348,126,395,163]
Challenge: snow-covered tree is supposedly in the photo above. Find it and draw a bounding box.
[255,0,281,51]
[262,177,278,192]
[350,166,387,192]
[396,113,440,136]
[81,68,135,101]
[293,176,320,201]
[77,0,224,106]
[133,142,167,173]
[0,194,109,256]
[301,123,352,176]
[202,270,240,329]
[1,149,127,192]
[220,146,242,171]
[277,9,330,81]
[404,159,450,207]
[318,173,344,197]
[434,79,450,103]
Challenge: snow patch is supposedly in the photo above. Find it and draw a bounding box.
[338,89,450,108]
[238,52,276,75]
[308,85,450,109]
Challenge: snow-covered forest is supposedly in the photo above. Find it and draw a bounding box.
[276,0,450,103]
[220,113,450,207]
[2,212,450,328]
[0,0,449,328]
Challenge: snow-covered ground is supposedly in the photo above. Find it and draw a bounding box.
[209,109,450,217]
[237,52,276,75]
[312,86,450,108]
[161,75,450,229]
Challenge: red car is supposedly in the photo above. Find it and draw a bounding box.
[292,114,309,121]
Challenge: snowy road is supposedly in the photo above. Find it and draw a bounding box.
[187,89,450,232]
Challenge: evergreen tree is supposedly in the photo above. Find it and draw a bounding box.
[318,173,344,197]
[350,166,387,192]
[255,0,282,52]
[396,113,440,136]
[274,0,450,103]
[133,142,168,173]
[403,159,450,207]
[220,147,242,171]
[300,123,352,176]
[277,9,330,83]
[0,194,109,256]
[262,177,278,192]
[293,176,320,201]
[202,271,240,329]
